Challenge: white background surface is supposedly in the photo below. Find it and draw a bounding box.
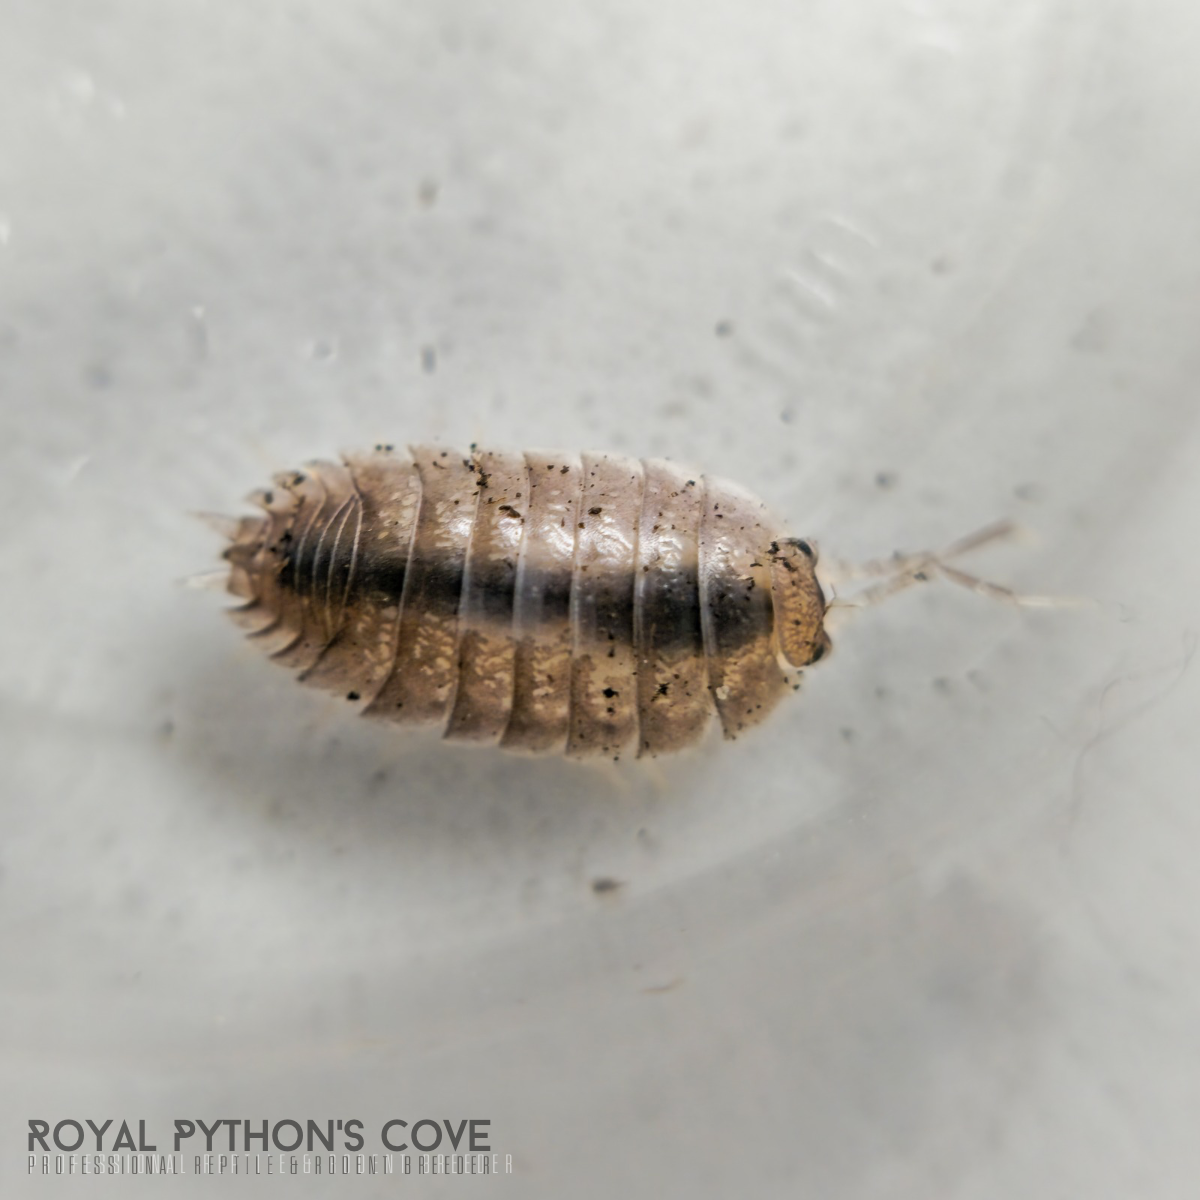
[3,1,1199,1196]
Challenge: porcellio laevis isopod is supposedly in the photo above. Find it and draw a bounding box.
[213,444,831,759]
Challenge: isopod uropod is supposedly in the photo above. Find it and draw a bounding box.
[214,444,831,759]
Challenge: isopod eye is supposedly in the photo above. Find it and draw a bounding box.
[794,539,816,561]
[809,631,833,664]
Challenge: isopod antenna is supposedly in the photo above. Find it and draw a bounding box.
[820,519,1090,616]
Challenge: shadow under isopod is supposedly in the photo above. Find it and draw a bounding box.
[160,610,721,878]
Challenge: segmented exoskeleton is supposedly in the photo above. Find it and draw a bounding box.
[218,445,830,759]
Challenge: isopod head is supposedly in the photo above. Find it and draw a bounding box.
[767,537,833,668]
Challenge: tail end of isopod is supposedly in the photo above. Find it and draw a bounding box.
[179,568,233,592]
[186,508,270,604]
[191,510,243,541]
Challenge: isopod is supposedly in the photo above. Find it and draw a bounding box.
[211,444,831,759]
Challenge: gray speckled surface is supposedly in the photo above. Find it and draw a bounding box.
[4,2,1200,1196]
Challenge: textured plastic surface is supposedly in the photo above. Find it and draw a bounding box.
[4,2,1199,1196]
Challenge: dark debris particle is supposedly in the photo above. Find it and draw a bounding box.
[592,877,623,896]
[346,691,360,701]
[602,687,618,698]
[589,506,603,515]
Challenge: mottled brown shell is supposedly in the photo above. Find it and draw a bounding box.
[219,445,830,759]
